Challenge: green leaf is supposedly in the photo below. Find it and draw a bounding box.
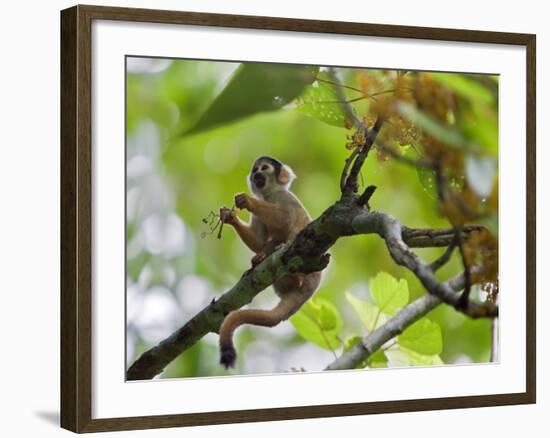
[367,348,388,368]
[370,272,409,316]
[296,72,347,127]
[318,302,337,330]
[398,318,443,355]
[185,63,318,136]
[290,297,343,350]
[465,154,496,198]
[346,292,388,332]
[400,346,444,366]
[385,346,443,367]
[384,348,411,367]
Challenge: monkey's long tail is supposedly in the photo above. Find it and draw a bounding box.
[218,297,300,369]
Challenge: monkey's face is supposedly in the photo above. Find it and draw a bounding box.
[248,156,296,197]
[250,160,273,190]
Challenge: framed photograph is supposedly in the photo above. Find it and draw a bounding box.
[60,4,536,433]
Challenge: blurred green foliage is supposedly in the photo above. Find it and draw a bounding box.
[126,57,498,378]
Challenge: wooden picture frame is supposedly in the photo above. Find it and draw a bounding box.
[61,4,536,433]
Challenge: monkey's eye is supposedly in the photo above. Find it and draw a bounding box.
[261,164,269,171]
[252,167,258,173]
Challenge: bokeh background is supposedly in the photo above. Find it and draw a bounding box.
[125,57,498,378]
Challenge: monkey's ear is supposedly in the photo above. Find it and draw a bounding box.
[277,164,296,186]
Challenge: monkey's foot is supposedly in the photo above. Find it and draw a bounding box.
[220,346,237,369]
[251,253,267,268]
[273,243,286,251]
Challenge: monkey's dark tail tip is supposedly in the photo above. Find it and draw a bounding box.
[220,346,237,369]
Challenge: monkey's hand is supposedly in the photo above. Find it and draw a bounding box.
[234,193,252,211]
[219,207,238,226]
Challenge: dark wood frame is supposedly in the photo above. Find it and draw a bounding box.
[61,4,536,433]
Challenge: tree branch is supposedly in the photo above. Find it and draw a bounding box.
[401,224,484,248]
[127,197,358,380]
[343,117,384,195]
[352,211,497,318]
[327,67,384,195]
[128,196,492,379]
[340,146,360,193]
[357,185,377,207]
[429,238,457,271]
[327,67,363,128]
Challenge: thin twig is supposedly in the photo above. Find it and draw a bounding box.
[429,237,457,271]
[327,67,363,128]
[343,117,384,195]
[317,89,401,105]
[315,76,365,94]
[317,96,368,105]
[454,225,472,308]
[340,144,361,192]
[434,161,472,309]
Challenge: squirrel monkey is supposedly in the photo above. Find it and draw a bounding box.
[218,156,321,369]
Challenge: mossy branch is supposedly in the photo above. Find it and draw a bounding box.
[127,196,492,379]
